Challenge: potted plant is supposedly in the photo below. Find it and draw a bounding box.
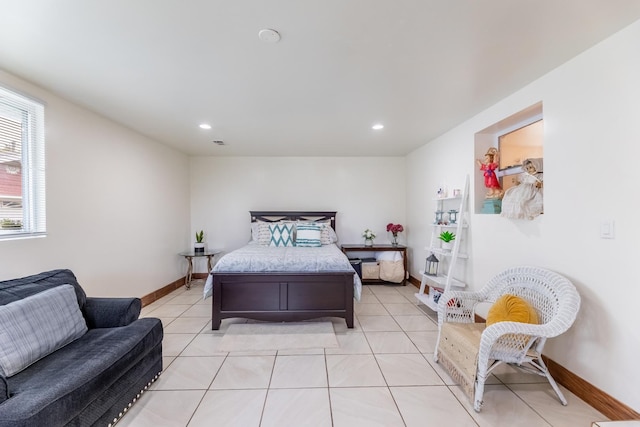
[194,230,205,253]
[362,229,376,246]
[438,230,456,250]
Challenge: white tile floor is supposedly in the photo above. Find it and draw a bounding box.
[119,282,609,427]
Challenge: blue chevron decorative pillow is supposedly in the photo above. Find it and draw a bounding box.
[269,223,294,247]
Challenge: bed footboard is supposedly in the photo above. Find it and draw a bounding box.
[212,272,355,329]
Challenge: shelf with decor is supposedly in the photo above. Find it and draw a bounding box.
[415,175,470,311]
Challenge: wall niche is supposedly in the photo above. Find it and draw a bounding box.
[474,102,543,215]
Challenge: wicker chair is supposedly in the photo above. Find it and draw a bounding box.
[434,266,581,412]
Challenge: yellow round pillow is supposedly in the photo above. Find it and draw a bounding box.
[486,294,539,326]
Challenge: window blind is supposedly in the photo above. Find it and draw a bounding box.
[0,85,46,239]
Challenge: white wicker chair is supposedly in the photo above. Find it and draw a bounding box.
[434,266,581,412]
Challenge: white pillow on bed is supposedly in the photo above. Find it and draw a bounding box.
[269,223,294,247]
[253,221,296,245]
[250,221,269,245]
[295,223,322,247]
[322,224,339,244]
[296,221,338,245]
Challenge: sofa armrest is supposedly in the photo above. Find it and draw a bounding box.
[83,297,141,328]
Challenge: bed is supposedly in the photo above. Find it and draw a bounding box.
[203,211,361,330]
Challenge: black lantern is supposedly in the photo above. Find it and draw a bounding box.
[448,209,458,224]
[425,253,439,276]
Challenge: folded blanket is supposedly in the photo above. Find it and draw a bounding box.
[437,322,485,399]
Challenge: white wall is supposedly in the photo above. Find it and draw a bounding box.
[407,20,640,411]
[0,71,191,297]
[189,156,406,271]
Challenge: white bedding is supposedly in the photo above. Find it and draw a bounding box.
[203,243,362,301]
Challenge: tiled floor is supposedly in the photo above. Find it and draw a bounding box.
[120,282,609,427]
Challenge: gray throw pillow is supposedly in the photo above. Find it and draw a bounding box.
[0,284,88,377]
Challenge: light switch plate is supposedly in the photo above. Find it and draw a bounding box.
[600,220,615,239]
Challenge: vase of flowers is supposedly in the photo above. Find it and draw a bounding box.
[362,229,376,246]
[386,223,404,246]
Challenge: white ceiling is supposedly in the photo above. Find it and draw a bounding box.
[2,1,640,157]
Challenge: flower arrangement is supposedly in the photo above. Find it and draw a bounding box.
[386,223,404,245]
[386,223,404,237]
[362,229,376,240]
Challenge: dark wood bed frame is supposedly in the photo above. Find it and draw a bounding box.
[211,211,355,330]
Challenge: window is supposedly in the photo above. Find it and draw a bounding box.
[0,85,46,239]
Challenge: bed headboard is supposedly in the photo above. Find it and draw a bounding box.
[250,211,337,230]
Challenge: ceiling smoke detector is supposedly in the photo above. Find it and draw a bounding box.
[212,140,225,145]
[258,29,281,43]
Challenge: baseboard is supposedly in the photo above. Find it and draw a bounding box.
[140,277,185,307]
[140,273,209,307]
[407,275,420,288]
[542,356,640,420]
[408,274,640,421]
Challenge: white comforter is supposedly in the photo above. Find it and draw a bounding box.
[203,243,362,301]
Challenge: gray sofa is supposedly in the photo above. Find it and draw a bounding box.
[0,269,163,427]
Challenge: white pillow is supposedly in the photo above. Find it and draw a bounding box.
[324,225,339,244]
[0,284,88,377]
[250,222,260,242]
[295,223,322,247]
[296,221,338,244]
[269,223,294,247]
[251,221,275,245]
[253,221,299,245]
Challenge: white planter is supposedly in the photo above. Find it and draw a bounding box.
[194,242,205,253]
[441,241,454,251]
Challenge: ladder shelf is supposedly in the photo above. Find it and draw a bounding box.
[415,175,470,311]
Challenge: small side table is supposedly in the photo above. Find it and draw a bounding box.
[178,250,220,289]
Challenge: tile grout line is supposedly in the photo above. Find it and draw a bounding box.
[323,348,336,427]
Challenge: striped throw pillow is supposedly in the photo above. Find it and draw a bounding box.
[296,221,337,245]
[0,284,88,377]
[295,223,322,247]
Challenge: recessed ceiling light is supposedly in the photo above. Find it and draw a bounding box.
[258,28,281,43]
[372,124,384,130]
[199,124,212,129]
